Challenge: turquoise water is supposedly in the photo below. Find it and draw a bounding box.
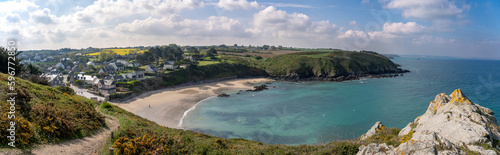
[182,57,500,145]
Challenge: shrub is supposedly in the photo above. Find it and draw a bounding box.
[401,130,415,144]
[27,75,49,86]
[366,128,401,146]
[74,80,84,86]
[56,86,75,95]
[101,101,113,110]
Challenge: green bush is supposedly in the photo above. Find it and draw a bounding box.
[56,86,75,95]
[101,101,113,109]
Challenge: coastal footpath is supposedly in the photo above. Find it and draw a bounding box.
[358,89,500,154]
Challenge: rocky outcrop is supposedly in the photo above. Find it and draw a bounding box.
[358,89,500,155]
[217,93,230,97]
[361,121,386,140]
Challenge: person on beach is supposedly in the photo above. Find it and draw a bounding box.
[149,105,151,108]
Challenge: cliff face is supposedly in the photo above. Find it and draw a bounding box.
[358,89,500,155]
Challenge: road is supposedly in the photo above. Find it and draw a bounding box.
[71,85,105,102]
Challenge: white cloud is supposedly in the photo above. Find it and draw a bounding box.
[6,13,21,23]
[0,0,39,14]
[217,0,259,10]
[338,30,368,39]
[135,0,204,15]
[29,8,58,25]
[116,15,248,37]
[385,0,464,20]
[246,6,338,38]
[382,22,423,34]
[361,0,370,4]
[262,3,314,8]
[366,22,424,39]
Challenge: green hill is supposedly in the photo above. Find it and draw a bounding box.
[0,73,105,148]
[260,51,405,80]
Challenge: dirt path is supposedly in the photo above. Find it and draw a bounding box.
[30,113,119,155]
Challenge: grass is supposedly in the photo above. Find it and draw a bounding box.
[0,73,105,148]
[198,61,220,66]
[85,48,147,56]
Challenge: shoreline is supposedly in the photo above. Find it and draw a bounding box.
[110,78,274,129]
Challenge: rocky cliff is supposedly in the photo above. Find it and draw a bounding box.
[358,89,500,155]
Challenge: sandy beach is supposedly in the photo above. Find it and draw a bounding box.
[110,78,274,129]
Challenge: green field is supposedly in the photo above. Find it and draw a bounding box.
[198,61,220,66]
[85,48,147,56]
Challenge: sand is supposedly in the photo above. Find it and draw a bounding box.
[110,78,274,129]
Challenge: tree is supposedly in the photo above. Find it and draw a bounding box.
[189,47,200,55]
[192,54,202,61]
[74,79,84,86]
[0,46,24,76]
[270,46,276,51]
[206,52,214,58]
[27,63,41,75]
[207,47,217,55]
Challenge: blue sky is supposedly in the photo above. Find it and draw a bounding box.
[0,0,499,59]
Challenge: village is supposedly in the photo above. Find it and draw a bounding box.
[18,44,280,101]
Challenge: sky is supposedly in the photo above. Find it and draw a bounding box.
[0,0,499,59]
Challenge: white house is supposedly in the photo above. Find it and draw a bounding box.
[86,61,95,66]
[75,73,97,84]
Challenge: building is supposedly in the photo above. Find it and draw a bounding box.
[163,61,178,69]
[145,65,158,73]
[128,61,141,67]
[40,74,64,87]
[116,60,130,66]
[109,62,125,71]
[121,71,145,80]
[99,65,116,75]
[104,75,125,82]
[86,61,95,66]
[97,79,116,95]
[75,72,97,84]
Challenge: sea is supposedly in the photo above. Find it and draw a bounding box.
[181,56,500,145]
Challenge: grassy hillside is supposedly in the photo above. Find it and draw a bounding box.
[259,51,400,78]
[98,103,363,154]
[0,73,105,148]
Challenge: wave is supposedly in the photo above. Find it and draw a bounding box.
[177,96,217,128]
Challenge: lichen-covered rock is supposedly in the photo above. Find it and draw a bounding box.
[360,121,386,140]
[357,143,395,155]
[358,89,500,155]
[467,145,497,155]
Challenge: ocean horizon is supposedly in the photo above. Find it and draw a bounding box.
[181,56,500,145]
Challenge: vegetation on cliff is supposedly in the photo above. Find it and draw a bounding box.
[0,73,105,148]
[258,51,403,79]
